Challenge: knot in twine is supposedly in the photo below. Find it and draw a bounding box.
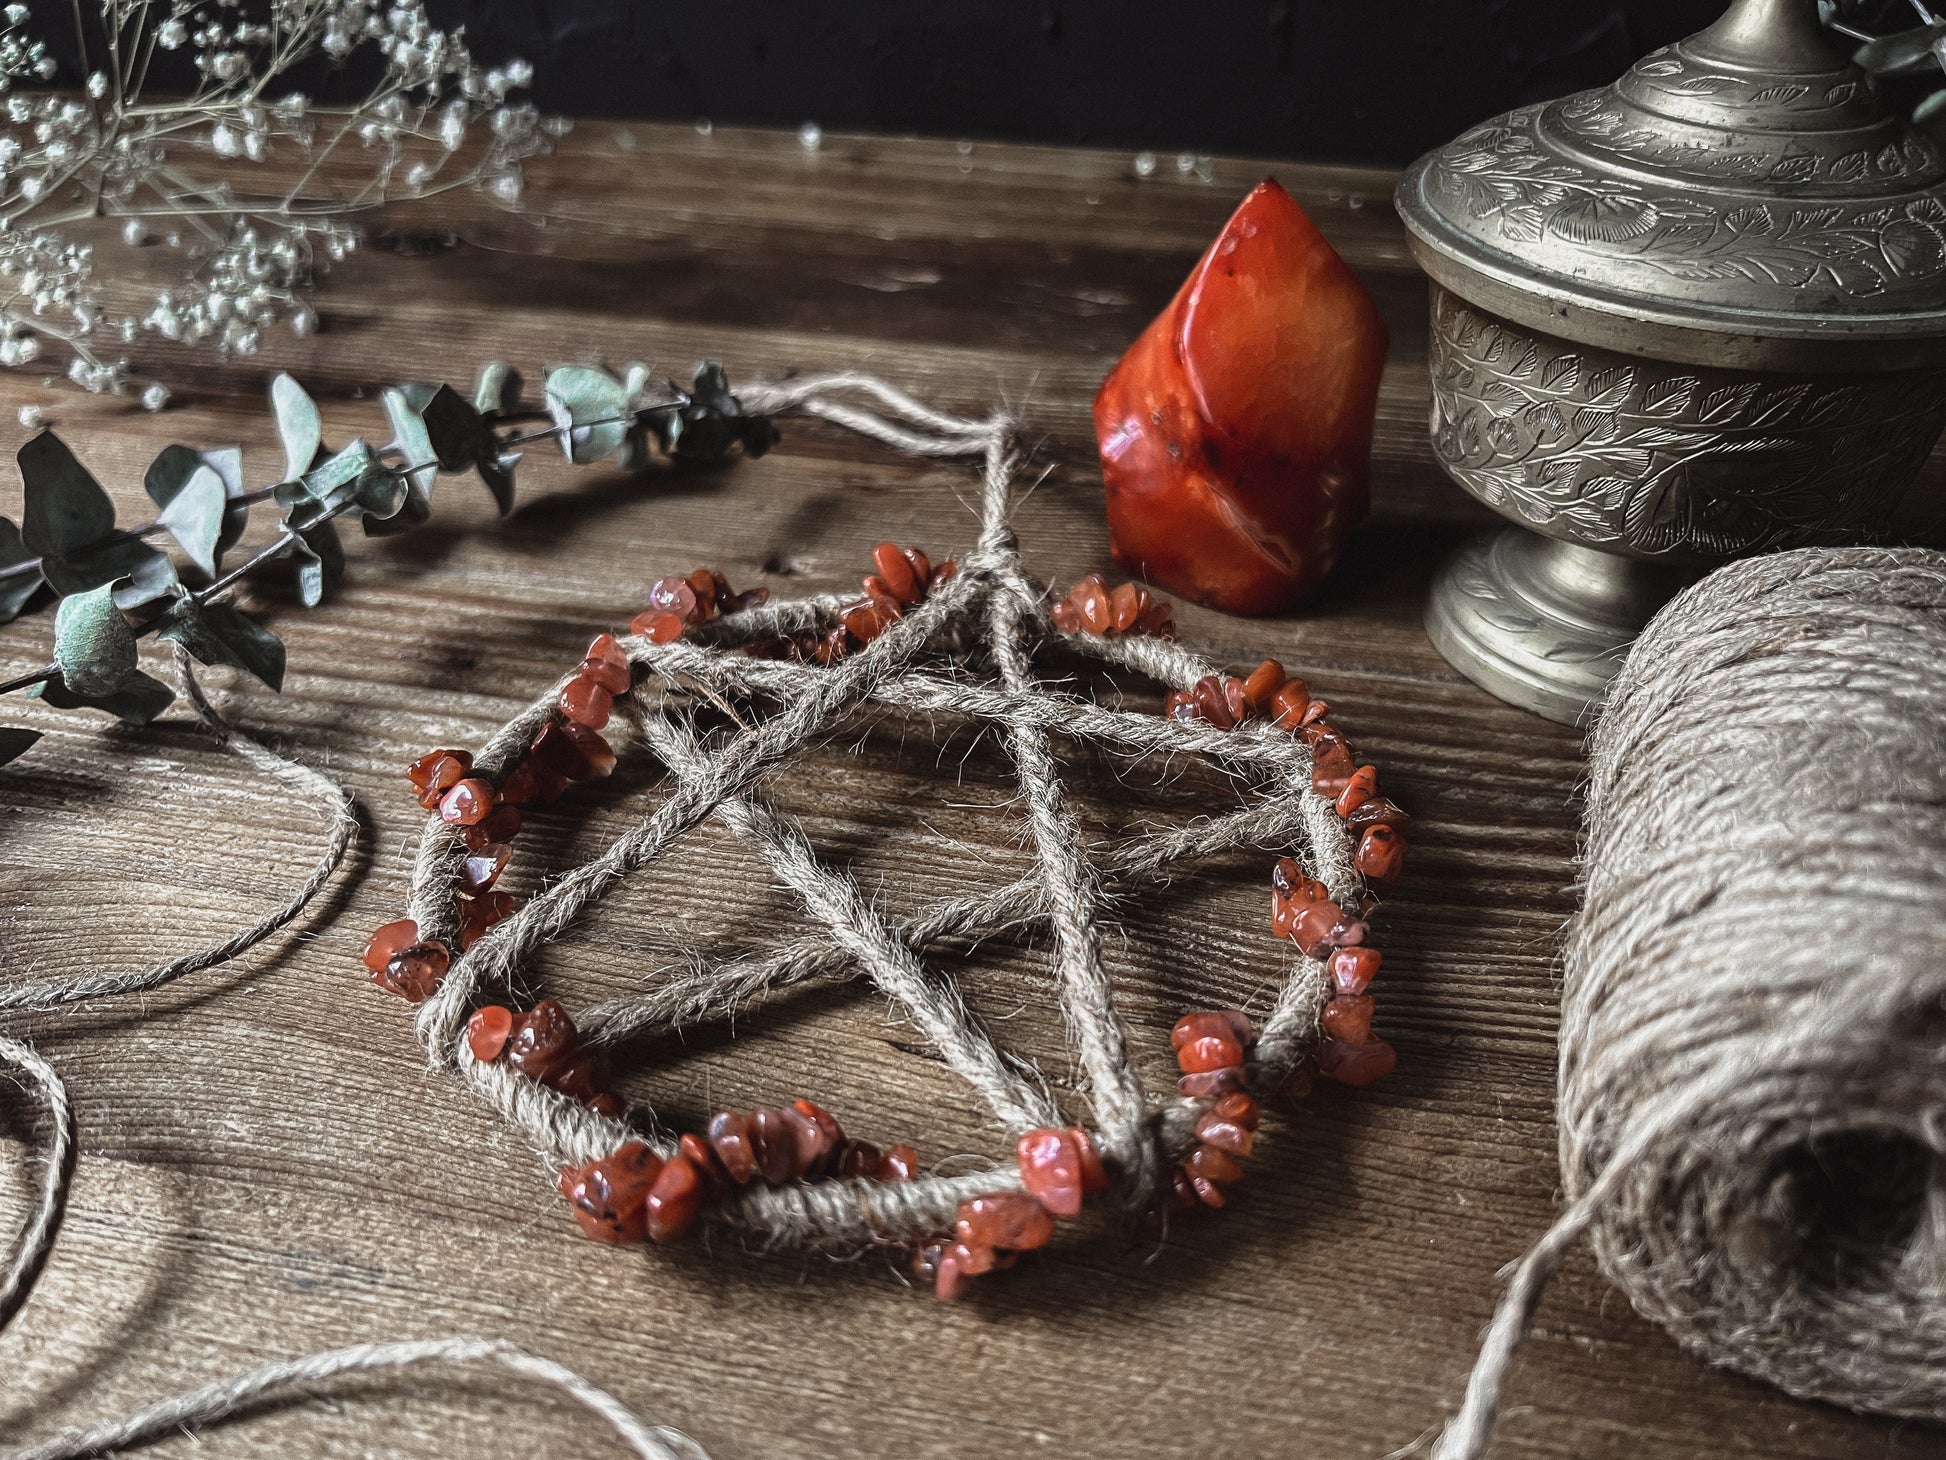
[1439,545,1946,1458]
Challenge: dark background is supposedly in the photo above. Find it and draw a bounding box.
[432,0,1724,165]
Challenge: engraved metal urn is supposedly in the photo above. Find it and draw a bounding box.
[1396,0,1946,724]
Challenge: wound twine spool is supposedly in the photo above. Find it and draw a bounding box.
[1438,545,1946,1458]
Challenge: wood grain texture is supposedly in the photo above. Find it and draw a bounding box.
[2,122,1943,1459]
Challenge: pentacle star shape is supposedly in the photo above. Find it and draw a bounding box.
[389,375,1399,1291]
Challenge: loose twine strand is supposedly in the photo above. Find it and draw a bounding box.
[1434,546,1946,1459]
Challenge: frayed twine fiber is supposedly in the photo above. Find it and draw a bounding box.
[1437,546,1946,1458]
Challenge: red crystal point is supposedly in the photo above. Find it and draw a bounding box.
[1094,178,1388,615]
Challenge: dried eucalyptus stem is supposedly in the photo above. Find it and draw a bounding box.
[0,359,780,764]
[0,0,561,401]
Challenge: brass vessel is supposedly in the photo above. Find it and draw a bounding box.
[1396,0,1946,724]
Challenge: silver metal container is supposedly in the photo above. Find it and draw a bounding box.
[1396,0,1946,724]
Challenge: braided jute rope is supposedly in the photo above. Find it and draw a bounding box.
[1436,546,1946,1459]
[402,369,1355,1245]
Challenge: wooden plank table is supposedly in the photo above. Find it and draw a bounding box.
[1,121,1941,1459]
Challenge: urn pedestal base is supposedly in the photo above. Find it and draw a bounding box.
[1425,528,1699,727]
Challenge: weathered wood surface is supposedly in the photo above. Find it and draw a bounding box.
[1,122,1942,1459]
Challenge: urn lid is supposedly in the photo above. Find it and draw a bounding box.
[1395,0,1946,372]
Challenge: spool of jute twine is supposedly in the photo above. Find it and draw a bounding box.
[1437,545,1946,1458]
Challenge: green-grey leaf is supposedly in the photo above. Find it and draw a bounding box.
[0,515,42,622]
[33,667,174,723]
[474,360,521,416]
[41,534,178,608]
[295,439,378,514]
[1856,23,1946,78]
[478,452,519,515]
[158,598,286,691]
[383,387,440,500]
[291,516,343,607]
[146,444,248,567]
[0,726,39,767]
[419,384,488,472]
[271,372,324,483]
[19,433,115,557]
[53,581,138,697]
[1919,89,1946,125]
[544,365,630,465]
[154,463,227,576]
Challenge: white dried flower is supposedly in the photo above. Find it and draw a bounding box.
[140,381,169,411]
[17,403,42,428]
[85,71,108,100]
[157,18,187,48]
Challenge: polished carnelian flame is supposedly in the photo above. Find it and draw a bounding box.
[1094,178,1388,615]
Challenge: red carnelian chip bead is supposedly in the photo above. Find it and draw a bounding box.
[1242,659,1286,709]
[362,917,419,973]
[467,1004,514,1061]
[504,998,577,1081]
[1171,1011,1253,1057]
[871,543,924,605]
[1109,580,1142,631]
[1222,677,1251,725]
[1312,741,1356,798]
[545,1049,609,1104]
[1357,824,1407,883]
[1170,1165,1199,1210]
[679,1133,732,1199]
[779,1104,828,1178]
[631,609,687,643]
[499,757,565,807]
[706,1111,759,1184]
[645,1154,708,1243]
[1329,946,1382,995]
[374,940,450,1002]
[1337,765,1380,818]
[839,1139,883,1179]
[1191,675,1236,730]
[1291,901,1369,958]
[1049,597,1081,633]
[956,1192,1056,1252]
[461,843,511,893]
[1191,1173,1226,1208]
[1178,1066,1249,1098]
[1185,1143,1245,1186]
[588,1092,626,1119]
[1212,1091,1261,1130]
[749,1107,798,1186]
[464,804,522,850]
[561,722,616,778]
[1322,993,1376,1045]
[880,1143,920,1182]
[840,596,898,644]
[1346,796,1413,833]
[1069,574,1109,633]
[528,721,593,781]
[408,748,472,794]
[563,1142,662,1245]
[648,575,700,620]
[792,1099,846,1173]
[686,567,720,615]
[1072,1129,1109,1194]
[1270,682,1312,729]
[1317,1034,1396,1086]
[458,889,515,951]
[582,633,632,693]
[1194,1110,1255,1158]
[439,777,498,827]
[1137,596,1175,637]
[559,673,614,730]
[1016,1127,1088,1218]
[1177,1032,1246,1075]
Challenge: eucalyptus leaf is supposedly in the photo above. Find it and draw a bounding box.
[1855,23,1946,78]
[419,384,491,472]
[19,432,116,558]
[147,444,248,566]
[295,439,379,514]
[0,726,40,767]
[271,372,324,483]
[33,667,175,723]
[473,359,521,416]
[1919,88,1946,125]
[52,581,138,697]
[477,451,519,515]
[382,387,440,499]
[0,515,42,623]
[40,535,177,608]
[154,463,227,576]
[158,598,286,691]
[544,366,630,465]
[291,516,344,607]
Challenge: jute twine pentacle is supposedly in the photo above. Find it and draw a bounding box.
[399,371,1369,1247]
